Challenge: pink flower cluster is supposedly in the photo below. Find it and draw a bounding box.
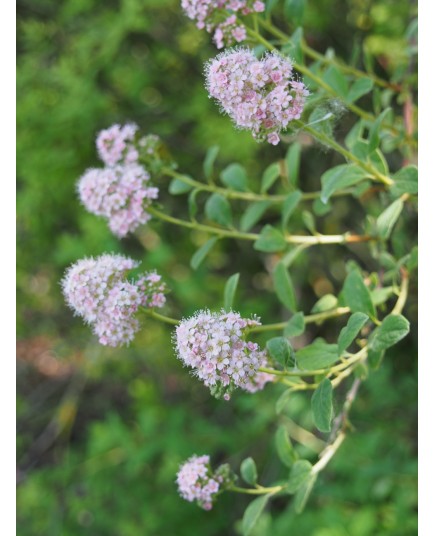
[176,455,222,510]
[181,0,265,49]
[78,163,158,238]
[206,48,309,144]
[174,310,273,398]
[96,123,139,166]
[62,254,167,347]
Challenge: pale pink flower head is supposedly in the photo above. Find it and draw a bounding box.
[62,254,167,347]
[77,163,158,238]
[206,48,308,144]
[96,123,139,166]
[174,309,273,398]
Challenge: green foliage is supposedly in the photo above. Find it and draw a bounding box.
[284,312,305,338]
[242,495,271,536]
[272,262,297,312]
[296,339,339,370]
[320,164,368,203]
[190,237,219,269]
[205,193,233,227]
[311,378,334,433]
[221,163,249,191]
[254,225,287,252]
[338,313,369,354]
[275,426,298,468]
[369,314,410,352]
[266,337,294,368]
[241,458,258,486]
[223,272,240,311]
[343,269,376,318]
[286,460,313,493]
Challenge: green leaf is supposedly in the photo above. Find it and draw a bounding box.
[254,225,287,252]
[286,460,312,493]
[240,457,258,486]
[345,120,364,150]
[204,193,232,227]
[293,473,317,513]
[338,312,369,354]
[282,190,302,229]
[284,0,304,25]
[284,312,305,337]
[203,145,219,180]
[267,337,293,367]
[224,273,240,311]
[302,210,316,234]
[312,197,331,216]
[346,77,374,103]
[220,163,248,191]
[376,198,404,240]
[285,142,301,186]
[242,495,270,536]
[391,165,418,196]
[368,348,385,369]
[368,108,392,152]
[273,261,297,312]
[342,269,376,318]
[311,294,338,313]
[261,162,280,193]
[320,164,368,203]
[311,378,334,432]
[369,314,410,352]
[168,177,193,195]
[371,287,395,306]
[188,189,200,220]
[296,339,339,370]
[240,201,272,232]
[323,66,349,98]
[190,237,219,270]
[275,426,298,468]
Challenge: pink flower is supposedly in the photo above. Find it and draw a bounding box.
[96,123,138,166]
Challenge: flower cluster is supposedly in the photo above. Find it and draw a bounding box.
[206,48,309,144]
[62,254,167,347]
[176,455,230,510]
[174,310,273,398]
[181,0,265,49]
[78,163,158,238]
[96,123,139,166]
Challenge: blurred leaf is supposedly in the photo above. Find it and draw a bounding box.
[311,378,334,432]
[224,273,240,311]
[343,269,376,318]
[286,460,312,493]
[323,66,349,98]
[368,108,392,152]
[368,348,385,369]
[273,261,297,312]
[377,198,404,239]
[168,177,192,195]
[261,163,280,193]
[284,312,305,337]
[391,165,418,196]
[312,197,332,216]
[190,237,219,270]
[275,426,298,468]
[346,77,374,103]
[242,495,270,536]
[302,210,316,234]
[267,337,293,367]
[188,188,200,220]
[240,201,272,232]
[320,164,368,203]
[220,163,248,191]
[338,312,369,354]
[284,0,305,25]
[203,145,219,181]
[240,457,258,486]
[296,339,339,370]
[282,190,302,229]
[311,294,338,313]
[369,314,410,352]
[254,225,287,252]
[293,473,317,513]
[205,193,232,227]
[285,142,301,186]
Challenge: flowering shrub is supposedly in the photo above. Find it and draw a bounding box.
[58,1,417,533]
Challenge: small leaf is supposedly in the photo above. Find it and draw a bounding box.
[368,348,385,369]
[224,273,240,311]
[203,145,219,180]
[323,66,349,98]
[321,164,368,203]
[284,312,305,337]
[220,163,248,191]
[254,225,287,252]
[242,495,270,536]
[338,312,369,354]
[267,337,293,367]
[188,189,200,220]
[261,162,280,193]
[273,261,297,312]
[377,198,404,240]
[371,287,395,306]
[346,77,374,103]
[311,378,334,433]
[284,0,305,25]
[368,108,392,153]
[311,294,338,313]
[312,197,331,216]
[240,457,258,486]
[275,426,298,468]
[296,339,339,370]
[204,193,232,227]
[190,237,219,270]
[293,473,317,514]
[342,269,376,318]
[276,388,293,414]
[302,211,316,234]
[285,142,301,186]
[240,201,272,232]
[168,177,192,195]
[391,166,418,196]
[286,460,312,493]
[369,314,410,352]
[282,191,302,229]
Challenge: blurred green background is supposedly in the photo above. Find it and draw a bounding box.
[17,0,417,534]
